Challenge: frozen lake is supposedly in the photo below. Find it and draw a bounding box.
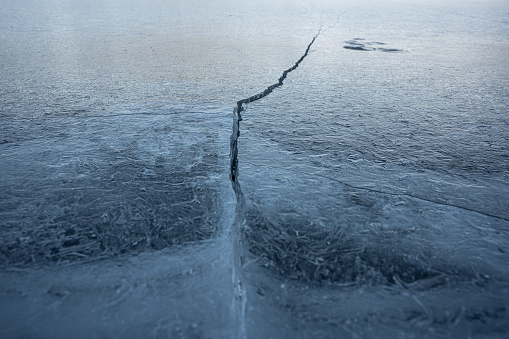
[1,0,509,337]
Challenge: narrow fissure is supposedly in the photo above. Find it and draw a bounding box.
[227,32,321,338]
[230,31,320,183]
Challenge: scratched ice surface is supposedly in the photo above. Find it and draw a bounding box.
[1,0,509,338]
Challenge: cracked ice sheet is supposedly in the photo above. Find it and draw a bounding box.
[231,2,509,336]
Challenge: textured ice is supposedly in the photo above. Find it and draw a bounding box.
[1,0,509,338]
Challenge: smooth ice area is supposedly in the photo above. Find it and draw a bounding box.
[1,0,509,338]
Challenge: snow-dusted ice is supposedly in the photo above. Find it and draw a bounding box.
[1,0,509,338]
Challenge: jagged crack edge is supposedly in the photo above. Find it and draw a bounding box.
[230,31,320,182]
[227,32,321,338]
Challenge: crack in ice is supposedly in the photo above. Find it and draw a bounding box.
[230,31,320,183]
[227,31,321,339]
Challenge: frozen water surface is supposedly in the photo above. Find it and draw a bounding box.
[1,0,509,338]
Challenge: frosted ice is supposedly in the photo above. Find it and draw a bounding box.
[1,0,509,338]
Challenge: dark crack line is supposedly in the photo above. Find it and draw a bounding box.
[227,32,320,339]
[230,31,320,183]
[235,32,319,113]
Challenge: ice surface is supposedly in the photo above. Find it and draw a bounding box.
[1,0,509,338]
[1,112,230,266]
